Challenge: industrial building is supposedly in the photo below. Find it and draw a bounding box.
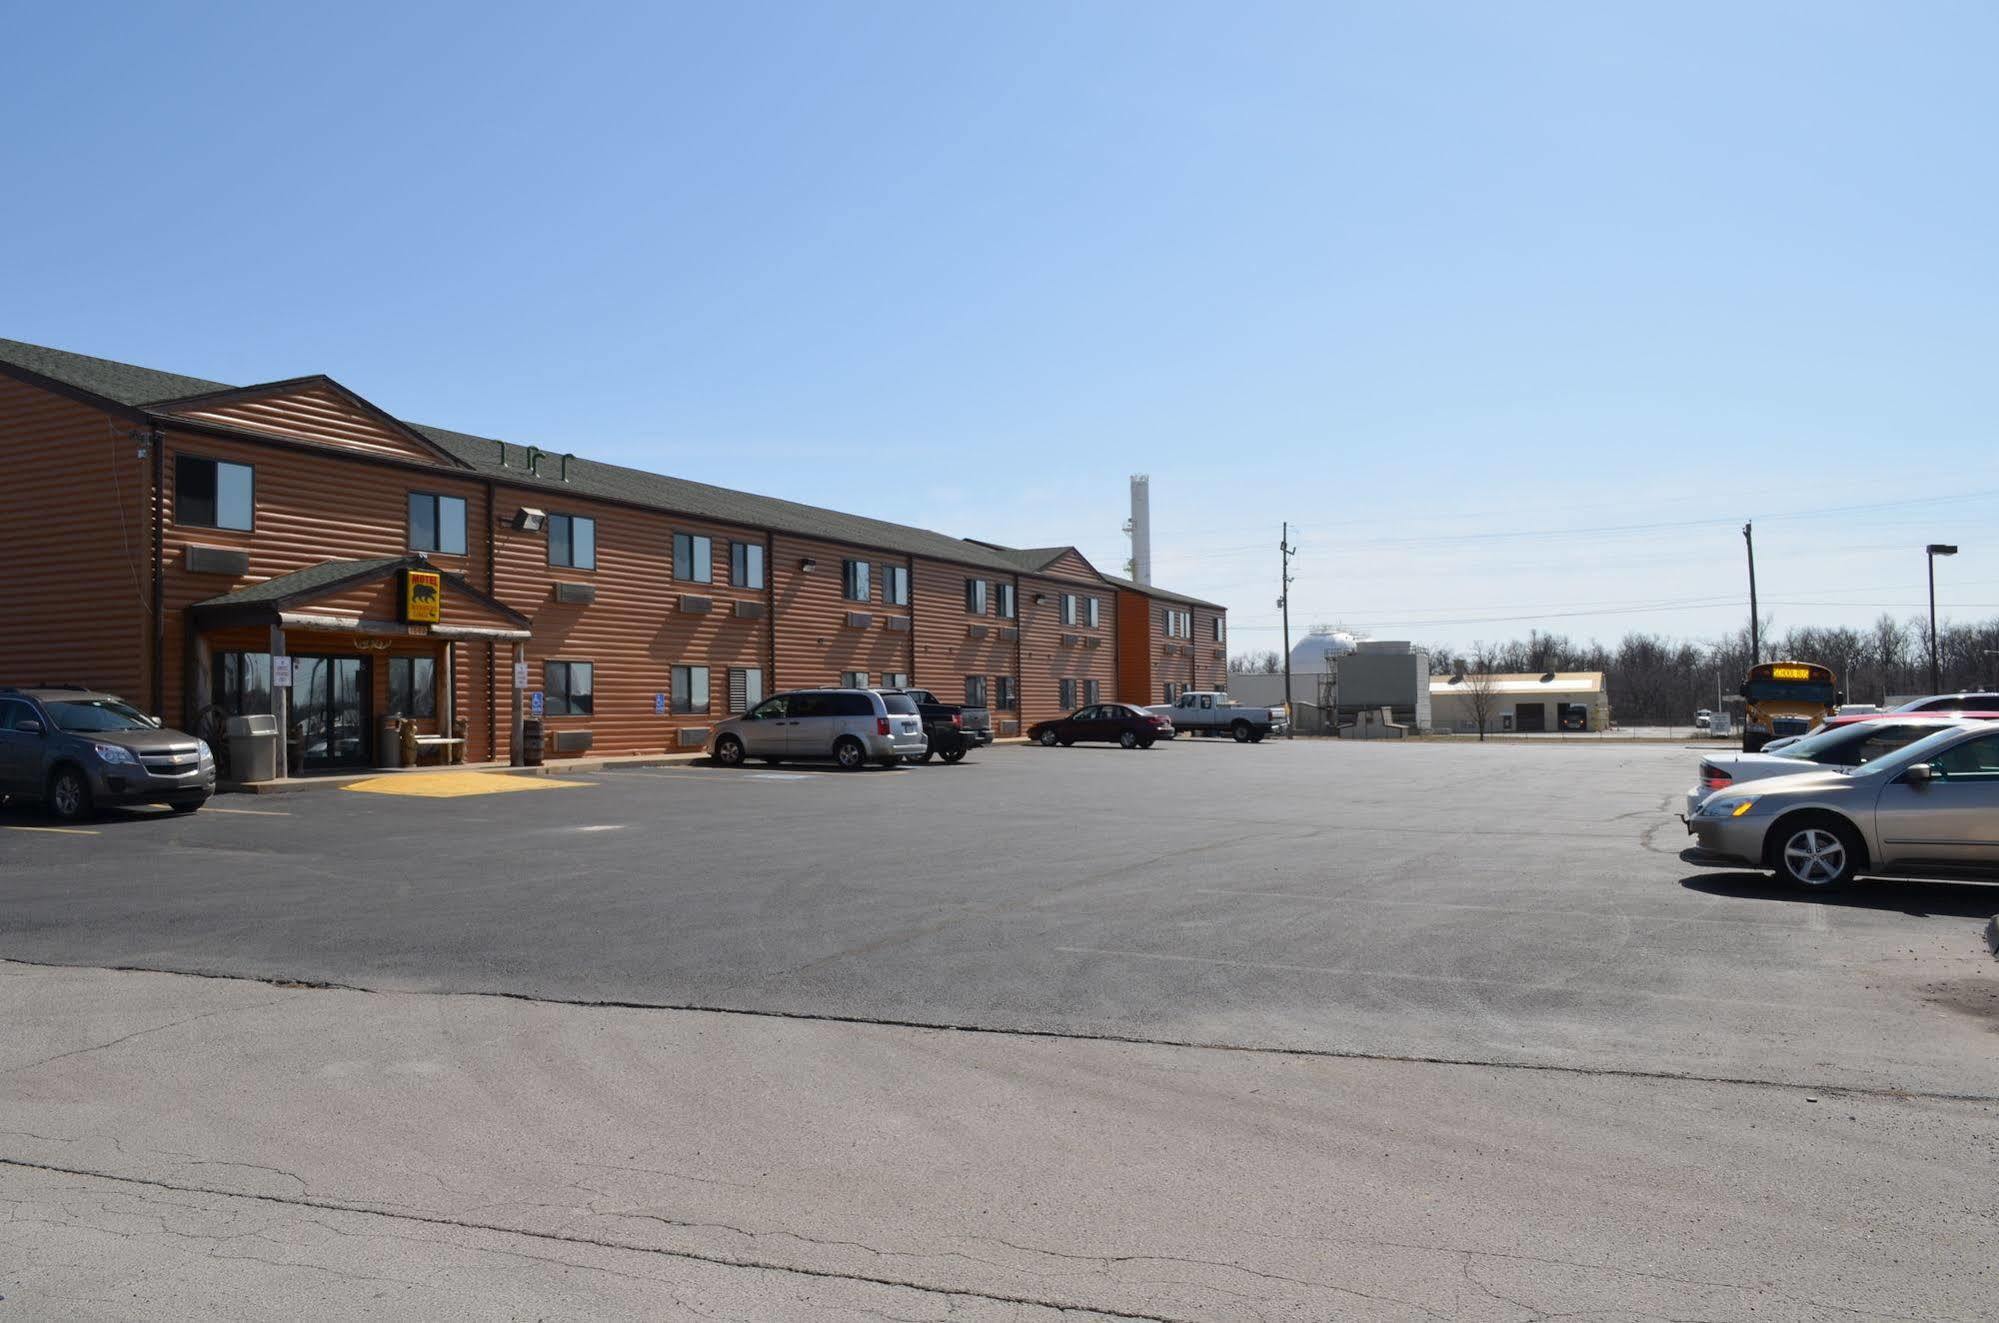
[1429,671,1610,734]
[0,338,1225,769]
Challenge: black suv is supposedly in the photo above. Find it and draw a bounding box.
[0,687,215,820]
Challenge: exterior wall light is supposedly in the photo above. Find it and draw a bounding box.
[800,557,818,573]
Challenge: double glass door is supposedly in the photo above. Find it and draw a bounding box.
[292,656,370,769]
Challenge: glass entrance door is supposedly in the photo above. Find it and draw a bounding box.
[292,656,371,769]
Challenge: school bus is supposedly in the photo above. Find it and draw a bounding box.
[1740,660,1839,752]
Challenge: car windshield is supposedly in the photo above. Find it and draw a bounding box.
[1851,725,1981,776]
[47,698,156,733]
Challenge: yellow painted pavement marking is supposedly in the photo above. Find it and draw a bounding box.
[3,825,100,835]
[342,772,591,799]
[205,807,292,816]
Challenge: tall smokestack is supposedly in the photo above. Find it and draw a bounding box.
[1129,474,1152,585]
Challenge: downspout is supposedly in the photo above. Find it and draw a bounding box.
[150,424,165,719]
[763,530,777,691]
[485,476,498,761]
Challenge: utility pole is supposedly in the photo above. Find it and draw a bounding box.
[1279,523,1296,739]
[1742,522,1760,665]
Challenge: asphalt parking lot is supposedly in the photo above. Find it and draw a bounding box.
[3,737,1992,1094]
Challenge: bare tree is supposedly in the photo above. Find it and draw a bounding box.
[1229,650,1282,675]
[1460,644,1499,742]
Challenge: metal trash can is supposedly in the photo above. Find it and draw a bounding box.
[377,716,405,769]
[226,714,280,783]
[521,718,545,767]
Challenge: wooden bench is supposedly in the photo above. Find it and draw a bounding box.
[410,735,466,766]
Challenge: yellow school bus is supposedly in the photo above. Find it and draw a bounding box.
[1741,660,1839,752]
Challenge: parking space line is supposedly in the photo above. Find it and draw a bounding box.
[3,825,100,836]
[1192,888,1805,928]
[205,807,292,817]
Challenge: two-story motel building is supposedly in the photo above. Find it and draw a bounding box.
[0,338,1227,768]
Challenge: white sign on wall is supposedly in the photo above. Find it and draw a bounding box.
[271,656,294,688]
[513,660,530,689]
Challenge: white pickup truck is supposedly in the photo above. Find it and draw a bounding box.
[1146,691,1288,742]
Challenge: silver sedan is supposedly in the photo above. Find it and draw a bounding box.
[1686,721,1999,889]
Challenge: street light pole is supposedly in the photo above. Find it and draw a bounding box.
[1278,522,1296,739]
[1926,543,1958,694]
[1742,523,1760,665]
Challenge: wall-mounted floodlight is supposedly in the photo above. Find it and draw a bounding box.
[514,507,546,533]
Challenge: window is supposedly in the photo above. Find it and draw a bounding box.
[883,564,910,605]
[388,656,437,718]
[175,455,254,530]
[883,672,909,689]
[747,696,788,721]
[966,578,988,614]
[883,692,920,715]
[1085,679,1101,705]
[548,514,596,569]
[671,665,710,714]
[1086,597,1100,628]
[843,559,871,601]
[965,676,988,708]
[0,698,31,732]
[731,541,765,589]
[997,582,1016,619]
[1164,682,1182,702]
[1165,609,1191,638]
[545,661,594,716]
[727,667,764,713]
[1212,616,1225,642]
[1060,678,1076,709]
[673,533,712,583]
[212,652,273,716]
[1061,594,1078,625]
[1932,733,1999,779]
[408,493,467,555]
[995,676,1017,711]
[843,671,870,689]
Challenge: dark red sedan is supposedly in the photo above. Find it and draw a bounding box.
[1028,703,1174,750]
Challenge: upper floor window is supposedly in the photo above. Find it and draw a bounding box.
[548,514,596,570]
[843,559,871,601]
[408,493,467,555]
[1061,594,1079,625]
[884,564,910,605]
[1086,596,1100,628]
[997,582,1016,619]
[1211,616,1224,642]
[731,541,765,589]
[1166,608,1190,638]
[674,532,712,583]
[176,455,254,530]
[966,579,988,614]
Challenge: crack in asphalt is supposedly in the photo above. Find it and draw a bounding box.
[4,955,1990,1103]
[0,1157,1186,1322]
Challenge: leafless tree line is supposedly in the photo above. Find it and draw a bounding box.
[1429,615,1999,724]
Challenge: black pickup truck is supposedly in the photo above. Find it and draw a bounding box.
[889,689,993,763]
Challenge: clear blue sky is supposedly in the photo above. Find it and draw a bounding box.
[5,2,1994,653]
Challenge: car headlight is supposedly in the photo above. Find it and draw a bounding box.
[1701,796,1758,818]
[92,742,139,766]
[197,739,214,763]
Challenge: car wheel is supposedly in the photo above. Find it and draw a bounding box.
[1119,730,1139,749]
[46,766,92,823]
[833,737,867,770]
[1771,816,1862,890]
[1232,721,1252,743]
[713,735,746,767]
[940,748,966,764]
[913,749,936,764]
[1139,738,1155,749]
[1039,729,1060,747]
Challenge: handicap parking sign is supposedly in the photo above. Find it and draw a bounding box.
[530,690,544,717]
[655,693,667,715]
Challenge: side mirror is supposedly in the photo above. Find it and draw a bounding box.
[1905,762,1936,786]
[14,719,43,736]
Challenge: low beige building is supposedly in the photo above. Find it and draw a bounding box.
[1429,671,1610,734]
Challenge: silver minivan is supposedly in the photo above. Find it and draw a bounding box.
[706,688,926,769]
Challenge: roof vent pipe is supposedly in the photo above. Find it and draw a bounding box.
[560,453,573,482]
[494,439,507,467]
[525,445,543,476]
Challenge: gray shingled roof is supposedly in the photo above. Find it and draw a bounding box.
[1096,572,1224,612]
[0,338,1219,605]
[190,556,409,609]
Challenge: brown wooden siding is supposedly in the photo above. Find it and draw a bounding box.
[0,374,150,698]
[1192,604,1229,692]
[158,424,493,757]
[490,492,771,758]
[1115,588,1155,705]
[162,382,449,465]
[769,534,913,693]
[911,556,1020,729]
[1018,573,1115,725]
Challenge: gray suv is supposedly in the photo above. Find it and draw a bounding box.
[706,688,927,769]
[0,687,216,821]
